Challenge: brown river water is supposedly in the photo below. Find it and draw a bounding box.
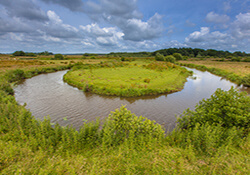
[14,68,249,131]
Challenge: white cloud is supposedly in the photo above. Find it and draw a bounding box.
[81,0,163,41]
[122,13,164,41]
[185,27,234,50]
[184,13,250,52]
[231,12,250,39]
[9,33,24,41]
[80,23,115,37]
[47,10,62,24]
[205,12,230,24]
[0,0,48,21]
[185,27,210,42]
[45,11,79,39]
[80,23,124,46]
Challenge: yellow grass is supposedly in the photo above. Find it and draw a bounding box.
[180,60,250,77]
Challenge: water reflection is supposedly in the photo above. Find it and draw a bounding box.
[14,68,248,131]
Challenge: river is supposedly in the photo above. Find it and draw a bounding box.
[14,68,249,131]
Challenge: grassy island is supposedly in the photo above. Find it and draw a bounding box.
[64,61,192,97]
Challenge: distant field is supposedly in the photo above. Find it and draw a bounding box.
[0,59,103,74]
[179,60,250,77]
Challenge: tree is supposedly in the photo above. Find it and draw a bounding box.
[54,54,64,60]
[13,51,25,56]
[165,55,176,63]
[173,53,183,60]
[155,53,165,61]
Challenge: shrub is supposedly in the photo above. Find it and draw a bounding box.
[173,53,183,60]
[242,57,250,62]
[155,53,165,61]
[177,87,250,130]
[5,69,25,83]
[231,57,241,62]
[143,78,150,83]
[90,56,96,59]
[101,106,165,146]
[0,78,14,95]
[25,53,37,57]
[54,54,64,60]
[165,55,176,63]
[12,50,25,56]
[242,74,250,87]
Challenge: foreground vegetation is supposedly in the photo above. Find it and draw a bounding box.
[0,57,249,174]
[64,61,192,97]
[0,79,249,173]
[179,60,250,86]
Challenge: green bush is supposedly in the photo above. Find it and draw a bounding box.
[5,69,25,83]
[231,57,241,62]
[177,87,250,130]
[0,78,14,95]
[54,54,64,60]
[165,55,176,63]
[12,50,25,56]
[242,57,250,62]
[101,106,165,146]
[155,53,165,61]
[242,74,250,87]
[173,53,183,60]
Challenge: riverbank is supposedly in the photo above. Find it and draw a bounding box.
[1,86,249,174]
[64,61,192,97]
[179,60,250,86]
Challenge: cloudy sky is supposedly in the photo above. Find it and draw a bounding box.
[0,0,249,53]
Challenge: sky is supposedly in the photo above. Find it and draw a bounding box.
[0,0,249,54]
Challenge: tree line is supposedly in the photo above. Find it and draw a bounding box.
[12,51,53,57]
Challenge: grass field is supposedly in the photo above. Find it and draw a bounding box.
[179,60,250,86]
[179,60,250,77]
[64,61,191,97]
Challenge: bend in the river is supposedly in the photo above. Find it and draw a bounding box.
[14,67,249,131]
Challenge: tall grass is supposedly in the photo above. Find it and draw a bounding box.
[179,62,250,86]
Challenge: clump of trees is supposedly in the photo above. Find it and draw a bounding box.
[153,48,250,59]
[155,53,165,61]
[12,51,53,57]
[108,51,151,57]
[165,55,176,63]
[172,53,183,60]
[53,54,64,60]
[12,51,25,56]
[155,53,177,63]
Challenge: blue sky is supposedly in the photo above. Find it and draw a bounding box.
[0,0,249,53]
